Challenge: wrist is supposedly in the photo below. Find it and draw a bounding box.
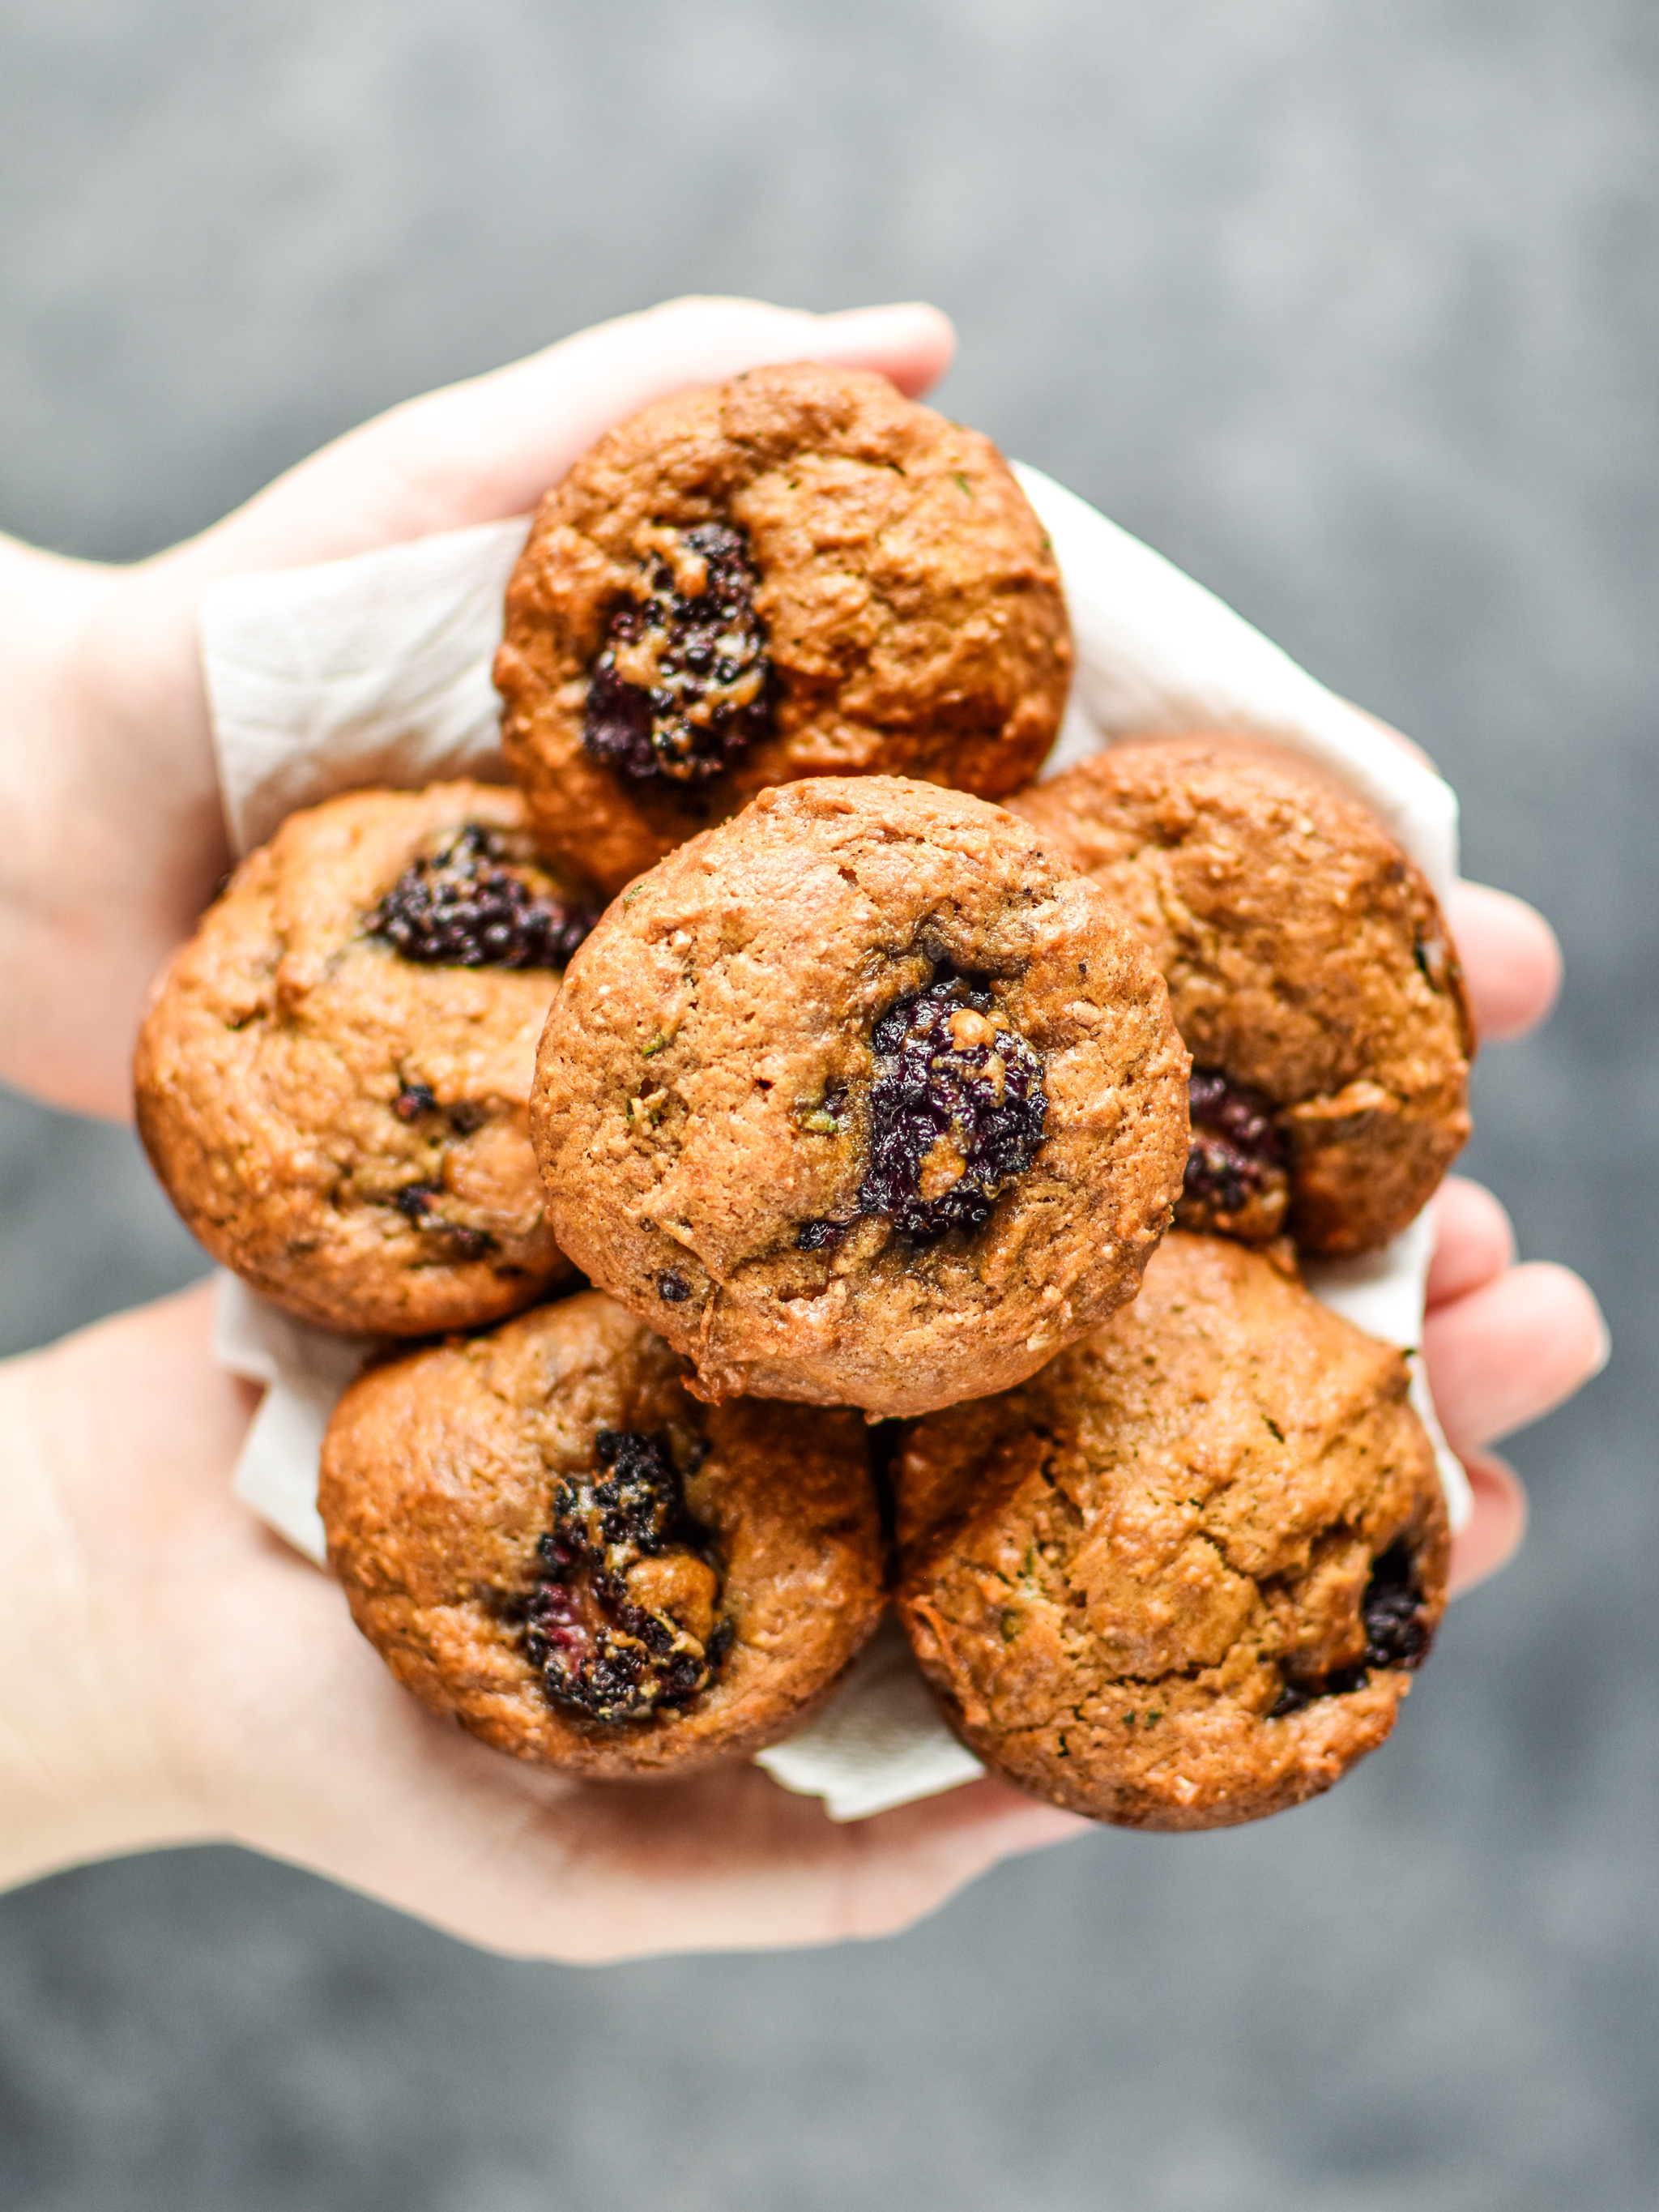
[0,539,227,1116]
[0,1337,214,1891]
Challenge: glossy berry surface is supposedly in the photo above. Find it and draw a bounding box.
[582,522,773,785]
[372,824,595,969]
[1177,1067,1290,1243]
[860,971,1047,1245]
[525,1429,727,1725]
[799,970,1047,1249]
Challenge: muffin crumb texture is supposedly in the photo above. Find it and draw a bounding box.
[897,1233,1449,1829]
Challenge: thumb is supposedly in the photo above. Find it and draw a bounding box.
[168,295,957,581]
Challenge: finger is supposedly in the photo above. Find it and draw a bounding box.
[1444,880,1563,1044]
[791,301,958,395]
[177,296,957,578]
[1448,1449,1529,1598]
[831,1778,1089,1941]
[505,1770,1083,1962]
[1347,715,1562,1044]
[1427,1176,1516,1309]
[1423,1261,1609,1450]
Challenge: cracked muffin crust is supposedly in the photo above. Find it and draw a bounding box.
[318,1291,885,1778]
[134,782,589,1335]
[1009,737,1474,1256]
[895,1232,1449,1830]
[531,776,1190,1418]
[495,361,1073,898]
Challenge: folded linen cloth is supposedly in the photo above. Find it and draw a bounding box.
[202,463,1470,1823]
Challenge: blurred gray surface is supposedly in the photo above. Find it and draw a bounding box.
[2,2,1654,2206]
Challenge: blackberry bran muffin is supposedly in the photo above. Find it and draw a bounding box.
[495,362,1073,898]
[135,782,591,1335]
[531,776,1189,1418]
[895,1232,1450,1830]
[318,1291,885,1777]
[1009,738,1474,1256]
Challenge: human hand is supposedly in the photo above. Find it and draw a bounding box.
[0,1057,1603,1966]
[0,303,1603,1955]
[0,1282,1077,1959]
[1427,879,1606,1591]
[0,296,956,1119]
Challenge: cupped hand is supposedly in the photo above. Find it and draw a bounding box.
[0,997,1605,1967]
[0,300,1607,1957]
[0,1283,1075,1962]
[0,1172,1602,1962]
[0,821,1606,1960]
[0,297,956,1119]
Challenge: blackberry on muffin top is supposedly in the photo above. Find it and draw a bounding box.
[1009,737,1474,1256]
[318,1291,885,1779]
[531,775,1189,1418]
[134,781,591,1335]
[896,1232,1451,1830]
[494,362,1073,897]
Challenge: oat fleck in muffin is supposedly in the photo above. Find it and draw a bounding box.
[318,1292,885,1778]
[495,362,1073,896]
[896,1233,1450,1830]
[134,782,591,1334]
[531,776,1189,1417]
[1009,737,1475,1257]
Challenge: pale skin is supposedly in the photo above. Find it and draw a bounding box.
[0,297,1609,1960]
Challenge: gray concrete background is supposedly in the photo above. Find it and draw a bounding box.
[1,2,1654,2205]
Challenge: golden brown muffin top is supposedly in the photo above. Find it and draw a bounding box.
[320,1291,885,1779]
[497,361,1072,896]
[532,775,1189,1416]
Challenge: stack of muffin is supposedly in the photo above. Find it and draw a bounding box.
[134,366,1474,1830]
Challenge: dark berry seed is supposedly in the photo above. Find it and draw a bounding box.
[1269,1541,1432,1718]
[796,1218,849,1251]
[393,1082,437,1121]
[657,1270,692,1302]
[581,521,773,786]
[1175,1068,1290,1244]
[390,1181,493,1258]
[1360,1539,1432,1670]
[1321,1665,1372,1697]
[371,823,595,970]
[526,1428,727,1725]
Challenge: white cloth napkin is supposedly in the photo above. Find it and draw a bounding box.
[201,467,1471,1824]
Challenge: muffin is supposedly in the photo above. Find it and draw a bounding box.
[531,776,1190,1418]
[318,1291,885,1777]
[134,781,589,1334]
[495,362,1073,897]
[896,1232,1450,1830]
[1009,737,1475,1256]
